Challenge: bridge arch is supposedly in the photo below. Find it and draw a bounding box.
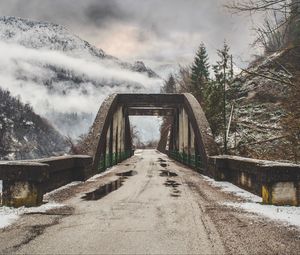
[79,93,218,174]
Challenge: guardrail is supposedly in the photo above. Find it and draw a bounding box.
[0,155,92,207]
[208,155,300,206]
[98,150,133,172]
[169,150,205,172]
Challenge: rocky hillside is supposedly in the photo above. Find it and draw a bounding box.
[227,46,300,162]
[0,16,161,139]
[0,87,68,160]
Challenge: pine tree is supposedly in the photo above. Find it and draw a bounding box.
[161,74,176,93]
[203,80,223,136]
[190,43,210,104]
[213,41,233,154]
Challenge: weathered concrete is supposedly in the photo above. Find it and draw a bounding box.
[0,155,92,207]
[0,161,49,207]
[209,155,300,206]
[0,161,49,182]
[127,107,175,116]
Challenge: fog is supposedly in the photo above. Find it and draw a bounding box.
[0,41,163,140]
[130,116,163,144]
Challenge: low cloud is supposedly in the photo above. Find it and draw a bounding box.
[0,0,262,72]
[0,41,163,139]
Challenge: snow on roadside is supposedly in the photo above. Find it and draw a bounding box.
[134,149,143,155]
[0,166,116,229]
[43,181,83,198]
[0,202,64,229]
[201,175,300,228]
[224,202,300,228]
[87,167,115,182]
[201,175,261,202]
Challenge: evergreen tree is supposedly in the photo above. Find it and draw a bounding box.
[161,74,176,93]
[213,41,233,153]
[190,43,210,104]
[203,80,223,136]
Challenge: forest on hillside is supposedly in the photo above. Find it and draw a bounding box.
[160,0,300,163]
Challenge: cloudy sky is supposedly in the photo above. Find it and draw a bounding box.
[0,0,261,75]
[0,0,263,142]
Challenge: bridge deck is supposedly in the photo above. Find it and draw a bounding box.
[0,150,299,254]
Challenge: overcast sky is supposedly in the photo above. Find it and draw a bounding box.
[0,0,261,74]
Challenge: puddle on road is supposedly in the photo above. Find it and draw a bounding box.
[116,170,137,177]
[164,179,182,198]
[82,170,138,201]
[164,179,181,188]
[158,158,167,162]
[159,170,178,177]
[158,158,168,168]
[159,169,182,198]
[82,178,124,201]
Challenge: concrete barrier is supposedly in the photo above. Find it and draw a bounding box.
[208,155,300,206]
[0,155,92,207]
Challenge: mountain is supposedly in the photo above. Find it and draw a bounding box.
[0,16,158,78]
[0,87,68,160]
[226,46,300,162]
[0,16,162,140]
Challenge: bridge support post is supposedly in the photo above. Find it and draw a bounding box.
[262,182,299,206]
[182,107,189,165]
[112,107,118,165]
[2,180,44,207]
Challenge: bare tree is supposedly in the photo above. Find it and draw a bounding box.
[226,0,300,51]
[176,66,193,93]
[226,0,299,14]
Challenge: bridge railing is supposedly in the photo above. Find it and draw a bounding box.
[97,150,133,172]
[0,155,92,207]
[208,155,300,206]
[169,150,300,206]
[169,150,205,172]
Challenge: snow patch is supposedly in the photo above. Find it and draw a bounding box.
[87,167,116,182]
[134,149,143,155]
[0,202,63,229]
[202,175,261,203]
[201,175,300,228]
[224,202,300,228]
[43,181,83,198]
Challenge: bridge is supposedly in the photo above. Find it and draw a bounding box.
[78,93,218,173]
[0,93,299,253]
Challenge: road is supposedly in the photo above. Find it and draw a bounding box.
[0,150,299,254]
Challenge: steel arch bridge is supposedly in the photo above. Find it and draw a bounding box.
[79,93,218,174]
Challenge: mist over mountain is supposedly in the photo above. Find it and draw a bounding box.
[0,87,68,160]
[0,16,162,140]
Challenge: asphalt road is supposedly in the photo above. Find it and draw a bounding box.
[0,150,299,254]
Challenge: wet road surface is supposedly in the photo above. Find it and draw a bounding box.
[0,150,299,254]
